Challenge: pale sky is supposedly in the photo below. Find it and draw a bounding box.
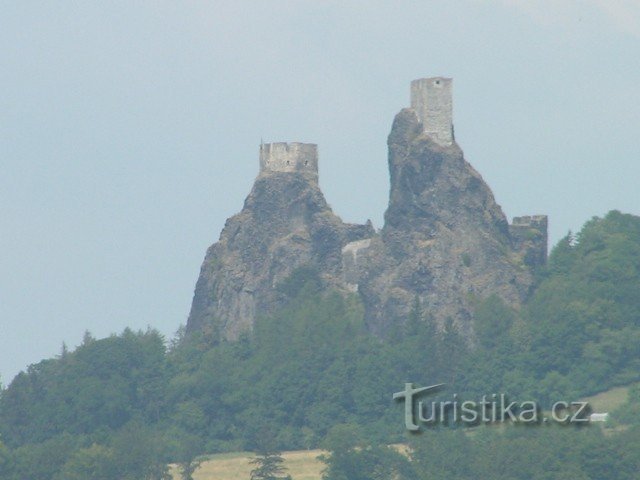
[1,1,639,383]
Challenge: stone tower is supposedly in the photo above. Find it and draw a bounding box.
[509,215,549,268]
[410,77,454,145]
[259,142,318,180]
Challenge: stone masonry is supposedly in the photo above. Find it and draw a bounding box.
[410,77,454,145]
[259,142,318,179]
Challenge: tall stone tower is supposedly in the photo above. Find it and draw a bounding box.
[259,142,318,180]
[410,77,453,145]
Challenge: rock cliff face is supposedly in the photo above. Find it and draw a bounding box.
[187,78,547,340]
[186,168,374,339]
[349,109,534,336]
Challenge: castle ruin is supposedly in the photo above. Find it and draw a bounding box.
[509,215,549,268]
[259,142,318,180]
[410,77,454,145]
[188,76,550,341]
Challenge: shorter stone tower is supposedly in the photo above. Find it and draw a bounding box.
[410,77,454,145]
[259,142,318,180]
[509,215,549,268]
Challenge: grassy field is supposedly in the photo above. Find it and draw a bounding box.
[169,449,325,480]
[581,384,633,413]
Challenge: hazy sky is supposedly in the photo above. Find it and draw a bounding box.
[1,1,639,383]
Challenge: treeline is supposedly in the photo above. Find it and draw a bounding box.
[0,210,639,479]
[320,423,640,480]
[480,210,640,404]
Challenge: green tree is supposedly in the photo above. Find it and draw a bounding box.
[175,434,203,480]
[56,444,118,480]
[0,439,15,477]
[110,421,170,480]
[249,449,291,480]
[320,443,410,480]
[9,433,81,480]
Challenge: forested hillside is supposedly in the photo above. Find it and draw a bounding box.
[1,210,639,479]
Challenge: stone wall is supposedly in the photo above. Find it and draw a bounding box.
[341,238,372,292]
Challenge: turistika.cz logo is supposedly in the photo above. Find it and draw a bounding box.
[392,383,600,431]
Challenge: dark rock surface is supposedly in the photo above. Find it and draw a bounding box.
[354,108,534,336]
[186,171,374,339]
[187,108,545,341]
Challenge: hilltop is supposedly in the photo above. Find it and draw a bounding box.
[187,77,547,341]
[1,78,639,479]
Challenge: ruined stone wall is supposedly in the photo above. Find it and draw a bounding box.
[410,77,453,145]
[259,142,318,179]
[341,238,372,292]
[510,215,549,268]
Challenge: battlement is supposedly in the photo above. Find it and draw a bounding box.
[410,77,454,145]
[259,142,318,178]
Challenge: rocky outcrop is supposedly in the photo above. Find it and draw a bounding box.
[352,108,534,336]
[186,168,374,340]
[187,79,547,341]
